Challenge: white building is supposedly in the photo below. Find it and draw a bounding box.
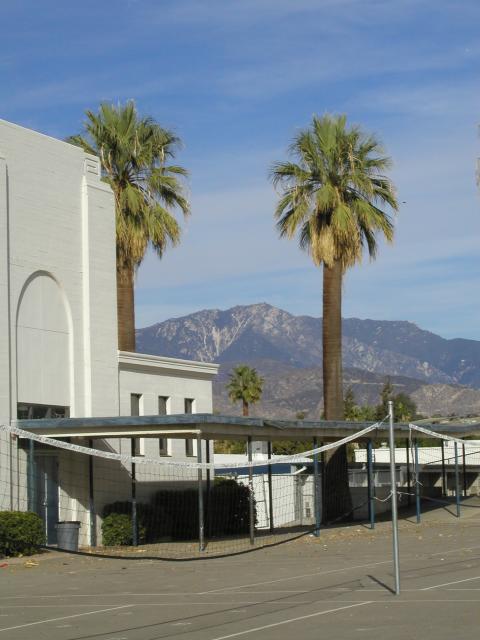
[0,119,218,544]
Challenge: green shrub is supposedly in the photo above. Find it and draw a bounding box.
[101,506,147,546]
[0,511,45,557]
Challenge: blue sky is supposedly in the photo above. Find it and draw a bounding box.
[1,0,479,339]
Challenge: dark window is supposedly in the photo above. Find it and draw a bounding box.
[158,396,169,415]
[133,438,144,456]
[17,403,70,420]
[184,398,194,414]
[130,394,142,417]
[159,438,169,456]
[185,439,194,457]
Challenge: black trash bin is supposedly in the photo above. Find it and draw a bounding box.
[56,521,81,551]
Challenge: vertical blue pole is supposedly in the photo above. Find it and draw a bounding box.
[454,442,460,518]
[367,439,375,530]
[462,444,467,498]
[388,401,400,595]
[131,439,138,546]
[28,439,35,512]
[197,435,205,552]
[441,440,447,497]
[313,437,320,536]
[415,439,421,523]
[247,436,255,545]
[267,441,274,533]
[88,439,96,547]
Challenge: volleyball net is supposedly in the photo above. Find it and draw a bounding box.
[1,420,479,559]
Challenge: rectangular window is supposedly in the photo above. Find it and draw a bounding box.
[184,398,194,414]
[185,438,194,457]
[130,393,142,417]
[158,396,170,456]
[130,394,143,455]
[158,396,169,415]
[133,438,145,456]
[17,403,70,420]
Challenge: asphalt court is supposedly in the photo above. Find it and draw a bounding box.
[2,503,480,640]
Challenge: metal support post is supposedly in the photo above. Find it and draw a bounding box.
[454,442,461,518]
[205,439,211,538]
[405,438,411,507]
[88,439,97,547]
[313,437,321,536]
[267,441,274,533]
[441,440,447,497]
[414,439,421,523]
[462,444,467,498]
[388,401,400,596]
[197,435,205,551]
[247,436,255,545]
[27,439,35,512]
[131,438,138,546]
[367,439,375,530]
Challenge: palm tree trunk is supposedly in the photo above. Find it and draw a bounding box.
[117,264,136,352]
[243,401,249,417]
[322,259,352,522]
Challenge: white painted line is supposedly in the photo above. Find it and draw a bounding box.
[207,601,372,640]
[422,576,480,591]
[200,560,392,594]
[0,604,132,633]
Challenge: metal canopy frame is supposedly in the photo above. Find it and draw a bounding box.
[13,413,480,441]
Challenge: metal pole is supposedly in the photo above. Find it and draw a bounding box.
[205,439,211,539]
[367,439,375,530]
[454,442,460,518]
[28,439,35,512]
[462,443,467,498]
[313,437,320,536]
[197,435,205,552]
[131,438,138,546]
[88,439,96,547]
[267,441,274,533]
[388,400,400,596]
[405,438,411,507]
[248,436,255,545]
[441,440,447,497]
[415,439,421,523]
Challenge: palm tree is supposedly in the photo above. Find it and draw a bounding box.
[271,114,398,520]
[67,101,189,351]
[227,365,264,416]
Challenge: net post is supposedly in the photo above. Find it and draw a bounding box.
[88,438,96,548]
[414,439,421,523]
[313,437,320,536]
[131,438,138,546]
[405,438,411,507]
[27,438,35,513]
[367,439,375,530]
[462,443,467,498]
[267,441,274,533]
[205,439,211,538]
[247,436,255,545]
[441,440,447,497]
[197,435,205,552]
[388,400,400,595]
[454,442,460,518]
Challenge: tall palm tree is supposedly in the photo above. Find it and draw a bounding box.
[67,101,189,351]
[227,365,264,416]
[271,114,398,520]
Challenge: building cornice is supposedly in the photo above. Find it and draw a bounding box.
[118,350,219,378]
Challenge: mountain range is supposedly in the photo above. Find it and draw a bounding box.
[136,303,480,418]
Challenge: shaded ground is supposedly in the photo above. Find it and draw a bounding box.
[1,499,480,639]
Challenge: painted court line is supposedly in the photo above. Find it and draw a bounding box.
[207,601,372,640]
[0,604,132,633]
[422,576,480,591]
[200,560,392,594]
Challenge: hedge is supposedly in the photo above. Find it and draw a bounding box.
[0,511,45,557]
[101,480,254,545]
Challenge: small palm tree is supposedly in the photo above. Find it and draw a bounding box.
[227,365,264,416]
[67,101,189,351]
[271,114,398,521]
